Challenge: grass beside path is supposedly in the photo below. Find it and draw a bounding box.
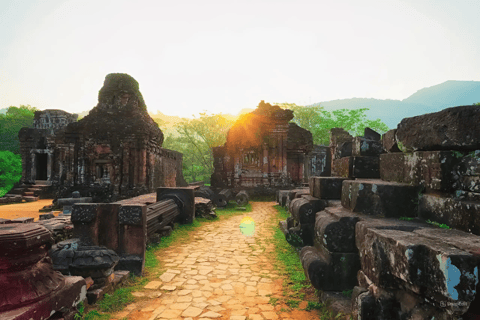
[268,204,349,319]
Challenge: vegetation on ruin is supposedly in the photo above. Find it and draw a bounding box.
[0,150,22,197]
[426,219,451,229]
[277,103,390,145]
[399,217,451,229]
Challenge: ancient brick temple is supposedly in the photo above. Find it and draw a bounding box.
[19,73,186,201]
[211,101,313,188]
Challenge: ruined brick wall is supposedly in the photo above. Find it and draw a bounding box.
[18,73,187,202]
[211,101,313,189]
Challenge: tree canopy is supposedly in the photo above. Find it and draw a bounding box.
[0,151,22,197]
[158,112,235,183]
[276,103,389,145]
[0,105,37,153]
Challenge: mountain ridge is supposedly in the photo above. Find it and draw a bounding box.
[310,80,480,129]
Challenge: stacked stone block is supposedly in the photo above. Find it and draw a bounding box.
[331,127,384,179]
[279,105,480,319]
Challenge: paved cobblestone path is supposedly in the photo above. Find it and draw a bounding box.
[111,202,320,320]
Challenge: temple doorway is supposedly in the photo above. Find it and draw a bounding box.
[36,153,48,181]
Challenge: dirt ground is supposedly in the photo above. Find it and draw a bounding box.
[0,199,60,221]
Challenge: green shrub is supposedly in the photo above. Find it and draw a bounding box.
[0,150,22,197]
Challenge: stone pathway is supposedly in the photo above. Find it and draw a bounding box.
[110,202,320,320]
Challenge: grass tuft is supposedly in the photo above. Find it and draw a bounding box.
[97,288,134,312]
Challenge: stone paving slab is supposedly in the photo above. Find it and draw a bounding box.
[109,202,320,320]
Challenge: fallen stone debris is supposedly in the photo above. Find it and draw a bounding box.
[278,104,480,319]
[0,223,86,320]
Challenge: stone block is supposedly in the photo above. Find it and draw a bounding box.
[314,206,360,253]
[1,276,86,320]
[380,153,420,185]
[115,255,144,276]
[278,190,290,207]
[285,223,314,247]
[278,220,288,237]
[453,150,480,177]
[396,105,480,151]
[356,269,475,319]
[355,218,479,313]
[63,205,73,214]
[39,213,55,220]
[342,179,420,218]
[336,141,352,159]
[58,197,93,206]
[456,190,480,202]
[289,188,310,200]
[381,151,461,193]
[72,204,99,223]
[419,151,460,192]
[352,137,384,157]
[333,156,380,179]
[456,176,480,193]
[300,246,360,291]
[306,145,331,177]
[118,205,146,273]
[364,127,381,141]
[352,290,403,320]
[23,196,39,202]
[382,129,401,153]
[290,197,327,225]
[10,217,34,223]
[419,193,480,235]
[310,176,349,200]
[72,204,120,248]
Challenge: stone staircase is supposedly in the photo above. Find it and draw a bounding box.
[278,105,480,319]
[1,181,53,203]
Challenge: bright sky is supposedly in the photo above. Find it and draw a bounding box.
[1,0,479,118]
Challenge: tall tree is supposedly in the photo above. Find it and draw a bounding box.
[276,103,389,145]
[0,105,37,153]
[0,151,22,197]
[163,112,234,183]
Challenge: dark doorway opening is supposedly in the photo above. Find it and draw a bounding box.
[36,153,48,180]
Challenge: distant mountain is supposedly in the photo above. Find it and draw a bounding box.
[403,80,480,107]
[311,81,480,129]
